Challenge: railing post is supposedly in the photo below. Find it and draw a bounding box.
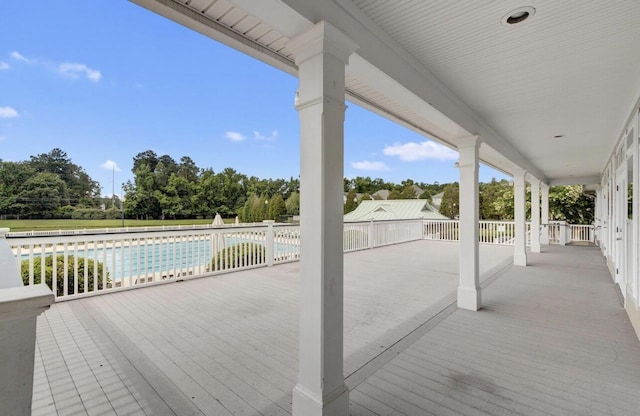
[264,221,275,266]
[368,219,375,249]
[559,221,568,245]
[513,169,528,266]
[0,228,54,416]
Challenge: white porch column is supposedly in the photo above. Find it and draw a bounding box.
[0,229,54,416]
[530,177,541,253]
[541,182,550,245]
[457,136,481,311]
[513,170,528,266]
[288,21,357,416]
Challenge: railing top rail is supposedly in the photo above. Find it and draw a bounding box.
[345,217,428,224]
[6,222,301,240]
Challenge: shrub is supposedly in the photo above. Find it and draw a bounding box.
[71,208,107,220]
[211,243,266,270]
[104,208,122,220]
[21,255,109,296]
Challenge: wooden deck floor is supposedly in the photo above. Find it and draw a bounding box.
[31,242,640,415]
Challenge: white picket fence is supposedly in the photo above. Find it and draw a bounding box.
[8,218,593,301]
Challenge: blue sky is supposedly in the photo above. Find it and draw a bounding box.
[0,0,507,197]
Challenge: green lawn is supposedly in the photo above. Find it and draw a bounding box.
[0,218,233,232]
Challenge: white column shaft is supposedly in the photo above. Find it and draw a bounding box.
[541,183,550,245]
[289,21,357,416]
[514,170,528,266]
[530,179,541,253]
[457,136,481,311]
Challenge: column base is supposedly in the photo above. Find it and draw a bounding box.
[292,384,349,416]
[530,243,541,253]
[514,252,528,266]
[457,286,481,311]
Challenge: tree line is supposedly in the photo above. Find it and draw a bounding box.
[436,180,594,224]
[0,148,594,224]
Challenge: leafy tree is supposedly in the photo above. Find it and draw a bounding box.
[0,161,34,217]
[549,185,594,224]
[132,150,159,173]
[387,189,401,200]
[479,179,511,220]
[178,156,200,182]
[28,148,100,208]
[360,193,372,201]
[400,184,417,199]
[439,183,460,219]
[16,173,69,218]
[285,191,300,215]
[268,194,286,221]
[344,190,358,214]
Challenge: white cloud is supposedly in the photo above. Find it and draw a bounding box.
[253,130,278,141]
[100,160,121,172]
[225,131,246,142]
[0,106,19,118]
[351,160,391,171]
[383,140,458,162]
[0,61,9,70]
[10,51,29,63]
[58,62,101,82]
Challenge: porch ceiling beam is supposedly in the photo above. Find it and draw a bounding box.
[549,176,601,186]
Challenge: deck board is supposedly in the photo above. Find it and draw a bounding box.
[32,241,640,416]
[351,245,640,416]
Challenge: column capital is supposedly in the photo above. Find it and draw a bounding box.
[526,174,541,186]
[512,168,527,180]
[541,182,550,190]
[456,135,481,150]
[288,20,359,67]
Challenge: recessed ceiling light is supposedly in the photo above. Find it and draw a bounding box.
[502,6,536,26]
[553,134,565,138]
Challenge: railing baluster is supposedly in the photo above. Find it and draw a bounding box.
[73,242,78,296]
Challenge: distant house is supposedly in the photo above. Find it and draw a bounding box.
[372,189,390,200]
[430,191,444,212]
[344,199,448,221]
[370,185,423,200]
[409,184,423,198]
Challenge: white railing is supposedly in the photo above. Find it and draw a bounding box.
[569,224,594,242]
[423,220,531,246]
[10,219,423,301]
[6,223,240,238]
[8,218,595,301]
[10,225,274,301]
[543,222,564,244]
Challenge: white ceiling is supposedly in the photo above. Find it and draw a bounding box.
[352,0,640,181]
[132,0,640,183]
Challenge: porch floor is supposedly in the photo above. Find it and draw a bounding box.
[31,242,640,415]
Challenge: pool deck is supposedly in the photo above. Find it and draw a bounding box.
[31,241,640,415]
